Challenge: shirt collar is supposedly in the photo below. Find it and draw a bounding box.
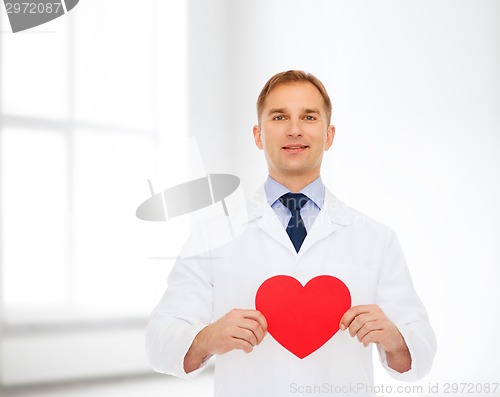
[264,175,325,210]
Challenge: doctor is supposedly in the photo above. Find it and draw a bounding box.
[146,70,436,396]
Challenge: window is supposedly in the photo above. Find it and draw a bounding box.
[0,0,189,320]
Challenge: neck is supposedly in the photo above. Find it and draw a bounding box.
[269,172,320,193]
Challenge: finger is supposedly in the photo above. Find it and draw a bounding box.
[231,336,254,353]
[356,319,385,342]
[360,330,384,347]
[239,318,266,344]
[244,310,268,332]
[227,309,268,332]
[340,305,374,330]
[233,326,258,346]
[347,313,379,337]
[238,320,265,345]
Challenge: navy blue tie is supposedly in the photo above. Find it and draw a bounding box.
[279,193,309,253]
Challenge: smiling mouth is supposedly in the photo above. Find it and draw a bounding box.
[282,145,309,152]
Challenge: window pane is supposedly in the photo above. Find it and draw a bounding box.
[0,17,69,120]
[72,129,162,315]
[73,1,156,130]
[1,128,69,307]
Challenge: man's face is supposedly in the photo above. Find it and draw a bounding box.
[253,82,334,184]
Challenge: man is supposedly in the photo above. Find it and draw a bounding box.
[146,70,436,396]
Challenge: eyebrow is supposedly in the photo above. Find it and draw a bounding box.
[267,108,287,116]
[303,108,321,114]
[267,107,321,115]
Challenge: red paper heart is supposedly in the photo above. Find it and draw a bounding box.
[255,275,351,359]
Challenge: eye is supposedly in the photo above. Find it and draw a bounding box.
[273,115,286,121]
[304,115,317,121]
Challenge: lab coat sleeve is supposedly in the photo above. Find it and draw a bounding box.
[374,227,437,381]
[145,226,214,379]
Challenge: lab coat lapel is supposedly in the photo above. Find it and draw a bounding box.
[247,187,297,254]
[296,189,351,259]
[247,186,351,257]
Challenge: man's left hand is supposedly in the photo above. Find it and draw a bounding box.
[339,304,411,373]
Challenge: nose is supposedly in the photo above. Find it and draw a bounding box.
[287,119,302,137]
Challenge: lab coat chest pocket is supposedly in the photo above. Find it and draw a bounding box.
[305,234,380,307]
[212,242,294,317]
[330,262,378,307]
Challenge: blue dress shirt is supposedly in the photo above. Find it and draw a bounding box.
[264,176,325,232]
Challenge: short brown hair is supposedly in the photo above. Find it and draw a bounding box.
[256,70,332,124]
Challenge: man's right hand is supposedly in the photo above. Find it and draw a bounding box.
[184,309,268,373]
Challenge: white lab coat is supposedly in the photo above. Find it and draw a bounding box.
[145,186,436,397]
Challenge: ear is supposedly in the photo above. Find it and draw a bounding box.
[253,125,264,150]
[324,125,335,151]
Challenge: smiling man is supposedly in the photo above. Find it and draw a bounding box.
[146,70,436,397]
